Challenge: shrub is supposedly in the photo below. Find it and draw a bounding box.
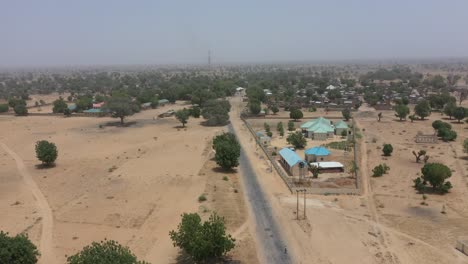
[0,231,39,264]
[198,194,207,202]
[372,163,390,177]
[341,108,351,121]
[67,240,148,264]
[382,144,393,156]
[35,140,58,166]
[438,128,457,141]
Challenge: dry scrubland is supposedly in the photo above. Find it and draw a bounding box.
[230,98,468,264]
[0,101,258,264]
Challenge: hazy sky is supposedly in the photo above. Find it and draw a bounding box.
[2,0,468,66]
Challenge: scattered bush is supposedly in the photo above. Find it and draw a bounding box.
[382,144,393,156]
[198,194,207,202]
[372,163,390,177]
[290,109,303,121]
[287,120,295,131]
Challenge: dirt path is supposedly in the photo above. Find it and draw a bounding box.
[0,142,56,264]
[354,120,401,264]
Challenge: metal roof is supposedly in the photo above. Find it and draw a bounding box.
[279,148,306,167]
[305,146,331,156]
[310,161,344,169]
[334,120,349,129]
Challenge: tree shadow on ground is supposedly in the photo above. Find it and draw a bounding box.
[211,166,238,174]
[35,163,56,169]
[102,121,138,127]
[200,121,230,127]
[415,187,449,195]
[172,252,239,264]
[173,125,188,130]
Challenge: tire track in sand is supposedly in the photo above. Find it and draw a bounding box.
[0,142,56,264]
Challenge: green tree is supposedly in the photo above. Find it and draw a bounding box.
[213,133,241,170]
[270,105,279,115]
[438,128,457,142]
[414,163,452,193]
[432,120,451,131]
[63,108,72,117]
[287,120,295,131]
[35,140,58,166]
[175,109,190,127]
[53,98,68,113]
[170,212,235,263]
[341,108,351,121]
[67,240,148,264]
[249,101,261,115]
[290,109,303,121]
[443,101,457,119]
[464,138,468,154]
[277,122,284,136]
[190,106,201,118]
[394,104,410,121]
[8,98,26,108]
[14,104,28,116]
[382,144,393,156]
[201,100,230,126]
[105,93,134,125]
[0,104,9,113]
[0,231,39,264]
[287,131,307,149]
[414,100,431,120]
[453,107,466,123]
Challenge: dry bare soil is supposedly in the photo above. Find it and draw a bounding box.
[0,101,258,264]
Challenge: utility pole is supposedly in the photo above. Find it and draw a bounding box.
[303,189,307,219]
[296,190,299,220]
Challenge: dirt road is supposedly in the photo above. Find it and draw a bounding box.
[0,142,56,264]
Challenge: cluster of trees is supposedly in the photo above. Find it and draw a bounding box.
[432,120,457,141]
[212,133,241,170]
[201,100,231,126]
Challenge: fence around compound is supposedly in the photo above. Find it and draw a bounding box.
[240,114,361,195]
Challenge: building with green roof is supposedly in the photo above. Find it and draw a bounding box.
[334,120,349,136]
[300,117,349,140]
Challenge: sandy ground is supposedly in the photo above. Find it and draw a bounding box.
[229,96,468,264]
[0,100,258,264]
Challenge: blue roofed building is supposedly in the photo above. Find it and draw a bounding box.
[300,117,349,140]
[278,148,308,176]
[304,146,331,162]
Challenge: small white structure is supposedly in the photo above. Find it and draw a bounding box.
[326,85,336,90]
[309,161,344,173]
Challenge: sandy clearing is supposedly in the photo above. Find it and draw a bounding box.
[0,142,56,264]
